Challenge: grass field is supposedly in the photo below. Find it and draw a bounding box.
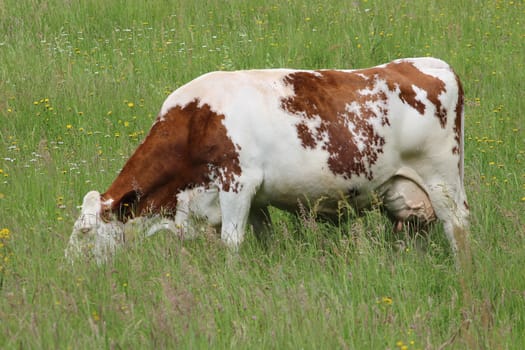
[1,0,524,348]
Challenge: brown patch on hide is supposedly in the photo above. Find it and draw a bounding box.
[383,61,448,127]
[452,73,465,154]
[280,70,387,180]
[280,61,449,180]
[452,71,465,183]
[102,99,241,221]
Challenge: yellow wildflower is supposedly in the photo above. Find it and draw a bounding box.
[0,228,10,239]
[381,296,393,305]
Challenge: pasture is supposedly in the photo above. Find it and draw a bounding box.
[1,0,523,348]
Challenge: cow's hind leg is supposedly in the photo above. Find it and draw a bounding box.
[426,182,470,257]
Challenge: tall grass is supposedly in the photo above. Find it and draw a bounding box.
[1,0,524,348]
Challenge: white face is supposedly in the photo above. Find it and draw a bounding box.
[65,191,124,264]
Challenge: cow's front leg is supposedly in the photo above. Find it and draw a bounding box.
[218,190,252,248]
[218,178,261,248]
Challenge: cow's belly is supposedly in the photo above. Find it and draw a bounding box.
[248,146,435,223]
[253,163,387,215]
[254,168,435,223]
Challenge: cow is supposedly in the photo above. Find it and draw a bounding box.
[65,57,469,264]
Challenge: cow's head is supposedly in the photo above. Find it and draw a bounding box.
[66,187,221,264]
[65,191,124,264]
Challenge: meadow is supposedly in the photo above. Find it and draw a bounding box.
[1,0,524,348]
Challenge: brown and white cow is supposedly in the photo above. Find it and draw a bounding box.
[66,57,469,263]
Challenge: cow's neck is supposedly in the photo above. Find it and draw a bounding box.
[101,122,188,217]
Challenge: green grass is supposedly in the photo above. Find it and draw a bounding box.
[1,0,524,348]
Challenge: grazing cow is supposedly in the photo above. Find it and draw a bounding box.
[66,57,469,263]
